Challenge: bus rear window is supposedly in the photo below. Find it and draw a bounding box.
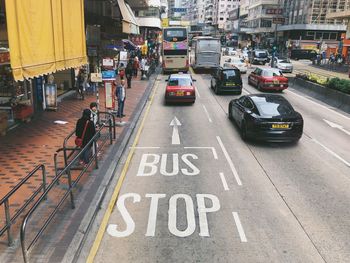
[164,50,188,56]
[164,28,187,42]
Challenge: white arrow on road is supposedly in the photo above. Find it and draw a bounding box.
[323,119,350,136]
[170,117,182,145]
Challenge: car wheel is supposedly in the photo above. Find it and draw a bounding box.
[240,122,247,140]
[228,103,233,120]
[248,77,252,86]
[214,85,219,94]
[258,83,263,91]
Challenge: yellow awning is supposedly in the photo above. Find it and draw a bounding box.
[117,0,140,35]
[5,0,88,81]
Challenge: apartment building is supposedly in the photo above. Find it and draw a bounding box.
[279,0,347,50]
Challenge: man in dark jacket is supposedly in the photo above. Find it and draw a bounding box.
[125,60,133,89]
[76,109,96,164]
[115,80,126,118]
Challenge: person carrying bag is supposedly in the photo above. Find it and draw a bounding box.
[75,109,96,164]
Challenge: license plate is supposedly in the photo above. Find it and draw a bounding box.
[272,124,289,129]
[176,91,184,96]
[225,83,235,86]
[167,60,173,63]
[273,80,279,84]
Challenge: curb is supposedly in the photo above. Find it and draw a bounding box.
[289,77,350,114]
[61,71,160,263]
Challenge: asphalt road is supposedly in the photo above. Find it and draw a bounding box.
[80,69,350,263]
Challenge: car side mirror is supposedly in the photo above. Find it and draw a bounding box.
[165,79,168,82]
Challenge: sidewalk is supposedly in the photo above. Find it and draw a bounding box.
[0,74,153,262]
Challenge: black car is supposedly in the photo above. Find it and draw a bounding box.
[290,49,317,61]
[210,67,242,94]
[228,94,303,142]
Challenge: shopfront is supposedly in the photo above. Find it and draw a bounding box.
[0,49,33,135]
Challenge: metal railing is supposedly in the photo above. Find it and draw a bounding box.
[20,114,115,263]
[0,164,46,246]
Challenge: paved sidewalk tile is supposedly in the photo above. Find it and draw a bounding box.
[0,76,151,259]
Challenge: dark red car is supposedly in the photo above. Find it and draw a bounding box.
[165,74,196,104]
[248,68,288,91]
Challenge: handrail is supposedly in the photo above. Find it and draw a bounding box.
[20,115,114,263]
[0,164,46,246]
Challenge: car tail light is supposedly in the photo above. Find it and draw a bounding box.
[186,91,191,96]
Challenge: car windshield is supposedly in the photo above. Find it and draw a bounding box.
[168,78,192,86]
[222,70,240,81]
[262,70,283,77]
[253,97,294,116]
[255,51,268,58]
[280,59,291,63]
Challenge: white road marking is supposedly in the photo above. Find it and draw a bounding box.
[219,172,229,191]
[232,212,247,242]
[195,86,201,98]
[323,119,350,136]
[170,116,182,145]
[184,147,218,159]
[312,138,350,167]
[202,105,213,123]
[242,88,251,94]
[216,136,242,186]
[286,89,350,121]
[130,147,161,149]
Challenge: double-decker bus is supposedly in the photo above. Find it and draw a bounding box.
[162,27,189,74]
[190,36,221,71]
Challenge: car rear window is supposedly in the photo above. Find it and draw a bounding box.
[255,51,268,58]
[262,70,283,77]
[222,70,241,81]
[253,97,294,115]
[168,78,192,86]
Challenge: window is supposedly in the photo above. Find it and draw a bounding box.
[164,50,187,55]
[220,17,224,20]
[242,98,254,109]
[168,78,192,86]
[330,32,337,40]
[262,69,283,77]
[222,69,241,81]
[315,32,322,40]
[164,28,187,42]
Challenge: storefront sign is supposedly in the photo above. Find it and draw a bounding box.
[91,73,103,82]
[273,17,285,24]
[130,36,145,45]
[102,58,114,68]
[266,8,283,15]
[162,18,169,28]
[0,52,10,64]
[43,83,57,110]
[102,70,116,80]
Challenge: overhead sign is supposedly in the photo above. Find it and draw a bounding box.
[162,18,169,28]
[266,8,283,15]
[102,58,114,67]
[172,8,187,13]
[273,17,285,24]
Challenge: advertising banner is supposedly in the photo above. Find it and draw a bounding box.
[91,73,103,82]
[102,58,114,68]
[102,70,116,80]
[43,83,57,110]
[104,81,115,110]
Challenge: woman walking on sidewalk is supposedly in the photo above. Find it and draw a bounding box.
[125,60,133,89]
[75,109,96,164]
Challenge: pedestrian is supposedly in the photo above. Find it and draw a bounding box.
[115,79,126,118]
[125,61,133,89]
[75,109,96,164]
[140,56,147,79]
[90,102,98,127]
[76,70,85,100]
[133,56,139,77]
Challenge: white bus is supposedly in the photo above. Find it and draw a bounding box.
[190,36,221,70]
[162,27,189,74]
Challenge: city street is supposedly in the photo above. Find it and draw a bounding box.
[80,71,350,263]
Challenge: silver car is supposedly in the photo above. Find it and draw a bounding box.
[273,58,293,73]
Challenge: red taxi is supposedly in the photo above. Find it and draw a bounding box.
[248,68,288,92]
[165,74,196,104]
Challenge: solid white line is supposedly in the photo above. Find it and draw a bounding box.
[232,212,247,242]
[172,125,181,145]
[312,138,350,167]
[202,105,213,123]
[184,147,218,159]
[286,89,350,121]
[195,86,201,98]
[242,88,251,94]
[130,147,161,149]
[216,136,242,186]
[219,172,229,191]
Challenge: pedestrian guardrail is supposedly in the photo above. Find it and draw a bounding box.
[0,164,46,246]
[20,114,115,263]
